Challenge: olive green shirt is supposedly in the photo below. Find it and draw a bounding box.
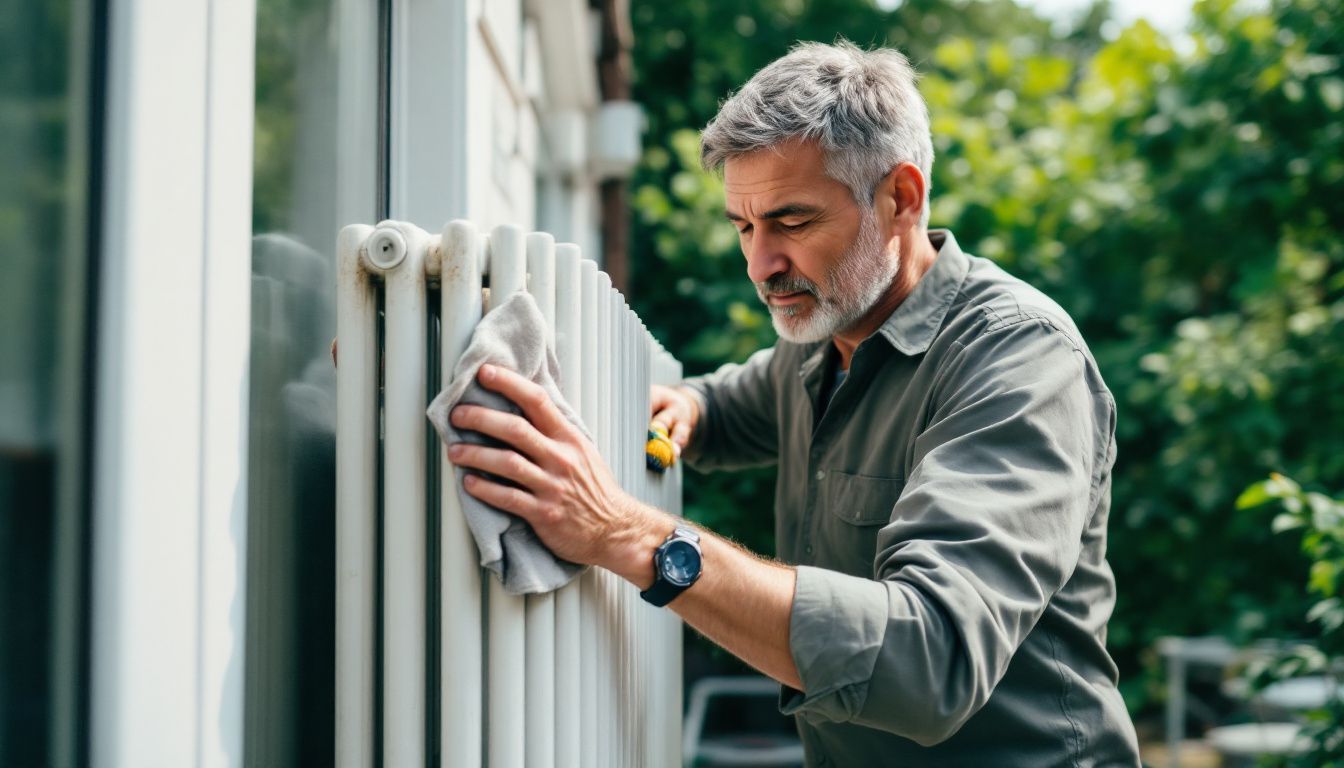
[682,230,1141,766]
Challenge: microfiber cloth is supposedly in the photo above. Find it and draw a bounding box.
[426,291,590,595]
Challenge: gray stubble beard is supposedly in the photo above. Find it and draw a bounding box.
[758,211,900,344]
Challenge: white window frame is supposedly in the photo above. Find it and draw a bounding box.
[90,0,256,765]
[87,1,623,765]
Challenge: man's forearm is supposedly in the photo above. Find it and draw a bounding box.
[602,500,802,690]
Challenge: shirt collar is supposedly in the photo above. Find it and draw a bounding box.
[876,228,970,357]
[797,229,970,402]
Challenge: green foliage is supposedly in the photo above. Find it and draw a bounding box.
[629,0,1077,554]
[1240,476,1344,765]
[629,0,1344,712]
[1078,0,1344,693]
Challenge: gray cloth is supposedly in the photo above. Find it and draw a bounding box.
[682,230,1141,767]
[426,291,589,595]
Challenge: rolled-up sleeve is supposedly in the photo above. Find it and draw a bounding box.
[781,318,1104,746]
[680,346,780,471]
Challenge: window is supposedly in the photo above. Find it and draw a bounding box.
[247,0,382,762]
[0,0,99,764]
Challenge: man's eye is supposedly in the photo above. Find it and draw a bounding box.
[736,224,752,235]
[779,221,807,231]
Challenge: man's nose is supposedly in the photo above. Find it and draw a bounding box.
[744,232,791,285]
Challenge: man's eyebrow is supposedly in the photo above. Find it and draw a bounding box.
[724,203,823,222]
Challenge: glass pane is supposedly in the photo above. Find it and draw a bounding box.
[247,0,380,763]
[0,0,94,764]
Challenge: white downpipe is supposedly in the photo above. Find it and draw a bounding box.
[377,222,431,768]
[438,221,485,768]
[335,223,377,768]
[524,233,557,768]
[487,225,528,768]
[552,244,583,768]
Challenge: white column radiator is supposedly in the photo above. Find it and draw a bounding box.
[335,220,685,768]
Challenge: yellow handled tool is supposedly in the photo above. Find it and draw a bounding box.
[645,420,676,472]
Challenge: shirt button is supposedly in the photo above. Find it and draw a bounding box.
[805,545,813,555]
[815,470,826,481]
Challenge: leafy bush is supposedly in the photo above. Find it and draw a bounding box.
[629,0,1344,712]
[1240,475,1344,765]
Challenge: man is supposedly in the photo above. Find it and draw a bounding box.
[446,41,1141,765]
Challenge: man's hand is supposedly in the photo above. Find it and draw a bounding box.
[446,364,669,574]
[650,384,702,456]
[449,365,801,689]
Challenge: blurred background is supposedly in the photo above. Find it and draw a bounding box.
[621,0,1344,763]
[3,0,1341,765]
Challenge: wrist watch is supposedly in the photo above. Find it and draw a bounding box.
[639,526,703,607]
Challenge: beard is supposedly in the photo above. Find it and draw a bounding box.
[754,211,899,344]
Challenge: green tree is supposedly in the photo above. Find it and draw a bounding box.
[628,0,1344,713]
[1240,475,1344,765]
[629,0,1089,553]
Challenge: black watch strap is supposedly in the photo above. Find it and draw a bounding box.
[639,578,685,608]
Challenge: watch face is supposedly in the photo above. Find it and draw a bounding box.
[659,540,702,587]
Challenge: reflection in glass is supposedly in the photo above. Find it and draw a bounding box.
[247,0,378,763]
[0,0,95,764]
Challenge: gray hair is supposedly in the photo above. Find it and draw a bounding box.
[701,40,934,226]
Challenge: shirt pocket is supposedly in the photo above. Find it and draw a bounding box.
[816,471,906,577]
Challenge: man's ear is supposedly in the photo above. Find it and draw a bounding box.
[873,162,926,233]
